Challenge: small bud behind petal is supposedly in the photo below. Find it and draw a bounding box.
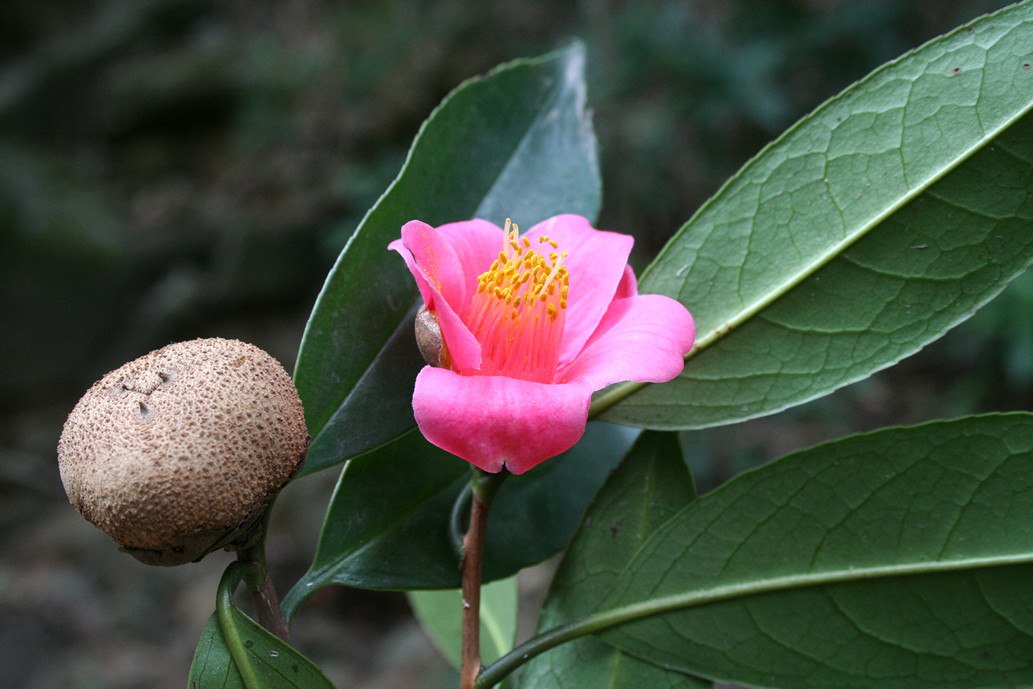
[415,305,452,369]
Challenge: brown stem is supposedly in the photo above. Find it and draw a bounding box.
[252,561,291,642]
[235,547,290,642]
[236,497,290,642]
[459,470,506,689]
[459,492,489,689]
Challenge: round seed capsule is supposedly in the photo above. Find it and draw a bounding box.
[57,338,308,565]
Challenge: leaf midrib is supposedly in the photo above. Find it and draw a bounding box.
[598,550,1033,629]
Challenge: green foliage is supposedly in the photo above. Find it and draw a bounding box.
[188,614,334,689]
[517,431,708,689]
[596,0,1033,428]
[592,413,1033,689]
[279,6,1033,686]
[293,42,602,476]
[41,2,1033,687]
[189,564,333,689]
[281,423,636,615]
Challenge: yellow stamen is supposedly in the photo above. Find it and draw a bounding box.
[465,218,571,382]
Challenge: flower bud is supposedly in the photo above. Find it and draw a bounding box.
[415,304,452,368]
[57,338,308,565]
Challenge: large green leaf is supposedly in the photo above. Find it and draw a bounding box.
[295,43,600,475]
[516,431,709,689]
[281,422,637,616]
[409,576,518,671]
[583,413,1033,689]
[596,1,1033,428]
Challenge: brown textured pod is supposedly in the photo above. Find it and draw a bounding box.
[57,338,308,566]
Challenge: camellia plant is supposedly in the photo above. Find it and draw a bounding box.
[58,2,1033,688]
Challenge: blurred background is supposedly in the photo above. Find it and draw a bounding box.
[2,1,1029,687]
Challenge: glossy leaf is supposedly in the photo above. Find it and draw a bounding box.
[596,1,1033,428]
[517,431,709,689]
[295,42,601,475]
[282,422,637,616]
[409,576,518,671]
[188,612,334,689]
[586,413,1033,689]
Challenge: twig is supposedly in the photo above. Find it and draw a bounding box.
[459,469,506,689]
[236,498,290,642]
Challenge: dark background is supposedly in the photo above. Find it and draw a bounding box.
[2,1,1029,687]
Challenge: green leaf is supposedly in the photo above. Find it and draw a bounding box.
[189,605,334,688]
[190,615,248,689]
[282,422,637,616]
[516,431,709,689]
[596,1,1033,428]
[588,413,1033,689]
[409,576,519,671]
[295,42,600,475]
[188,612,334,689]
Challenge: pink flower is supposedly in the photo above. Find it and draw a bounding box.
[389,214,694,474]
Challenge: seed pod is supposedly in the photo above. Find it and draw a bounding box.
[57,338,308,565]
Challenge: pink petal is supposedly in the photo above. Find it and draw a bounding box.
[561,295,695,389]
[388,233,435,308]
[412,367,593,474]
[398,220,468,307]
[524,215,634,364]
[436,219,506,301]
[614,264,638,300]
[392,221,482,371]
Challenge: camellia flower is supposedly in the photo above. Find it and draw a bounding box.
[389,214,695,474]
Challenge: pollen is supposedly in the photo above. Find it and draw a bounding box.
[465,218,570,383]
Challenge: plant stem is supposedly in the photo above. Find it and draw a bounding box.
[460,468,506,689]
[237,498,291,642]
[459,495,488,689]
[239,550,290,642]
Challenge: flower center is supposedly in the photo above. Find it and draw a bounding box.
[465,219,569,382]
